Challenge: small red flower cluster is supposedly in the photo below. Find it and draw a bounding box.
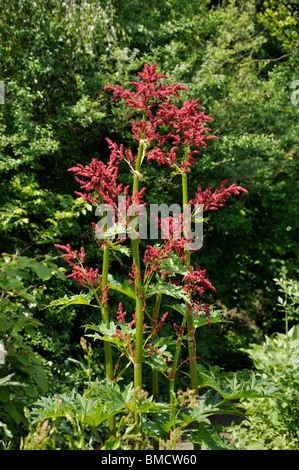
[111,326,135,364]
[128,263,142,290]
[182,264,216,297]
[190,180,248,211]
[104,62,186,113]
[144,312,170,362]
[54,244,108,303]
[143,213,190,278]
[112,305,148,366]
[68,139,129,208]
[105,62,218,173]
[147,98,217,171]
[143,245,165,275]
[115,302,127,324]
[151,311,169,336]
[114,302,137,331]
[191,301,212,328]
[143,236,177,279]
[173,322,186,337]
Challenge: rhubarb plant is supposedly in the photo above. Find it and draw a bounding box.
[52,63,250,448]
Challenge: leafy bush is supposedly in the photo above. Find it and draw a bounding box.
[228,325,299,450]
[0,252,63,443]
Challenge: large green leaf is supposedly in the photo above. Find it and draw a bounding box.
[85,321,119,343]
[85,321,136,356]
[159,252,188,276]
[84,403,114,428]
[170,304,230,329]
[47,293,97,312]
[143,340,173,373]
[147,281,190,304]
[97,381,134,413]
[0,373,23,388]
[197,365,278,401]
[193,309,230,328]
[108,275,136,300]
[5,404,23,425]
[191,422,235,450]
[30,263,52,281]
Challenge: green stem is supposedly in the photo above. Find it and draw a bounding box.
[131,239,143,389]
[131,129,146,390]
[81,347,92,450]
[169,315,187,426]
[182,149,200,451]
[168,149,198,433]
[92,427,104,447]
[101,247,116,436]
[101,248,114,376]
[151,289,164,450]
[92,245,116,438]
[152,291,163,399]
[182,154,198,395]
[129,135,146,449]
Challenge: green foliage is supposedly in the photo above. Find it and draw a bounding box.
[0,253,58,441]
[146,278,191,304]
[190,423,235,451]
[26,358,280,450]
[0,0,117,254]
[23,339,280,450]
[47,292,97,313]
[229,325,299,449]
[274,277,299,323]
[197,365,278,402]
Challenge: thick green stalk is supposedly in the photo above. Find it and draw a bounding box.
[152,291,163,401]
[101,248,114,379]
[168,151,199,434]
[95,191,116,436]
[92,270,116,438]
[152,290,163,450]
[169,315,187,425]
[131,139,145,389]
[81,341,92,449]
[129,137,146,450]
[182,151,201,451]
[100,246,116,437]
[182,160,199,395]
